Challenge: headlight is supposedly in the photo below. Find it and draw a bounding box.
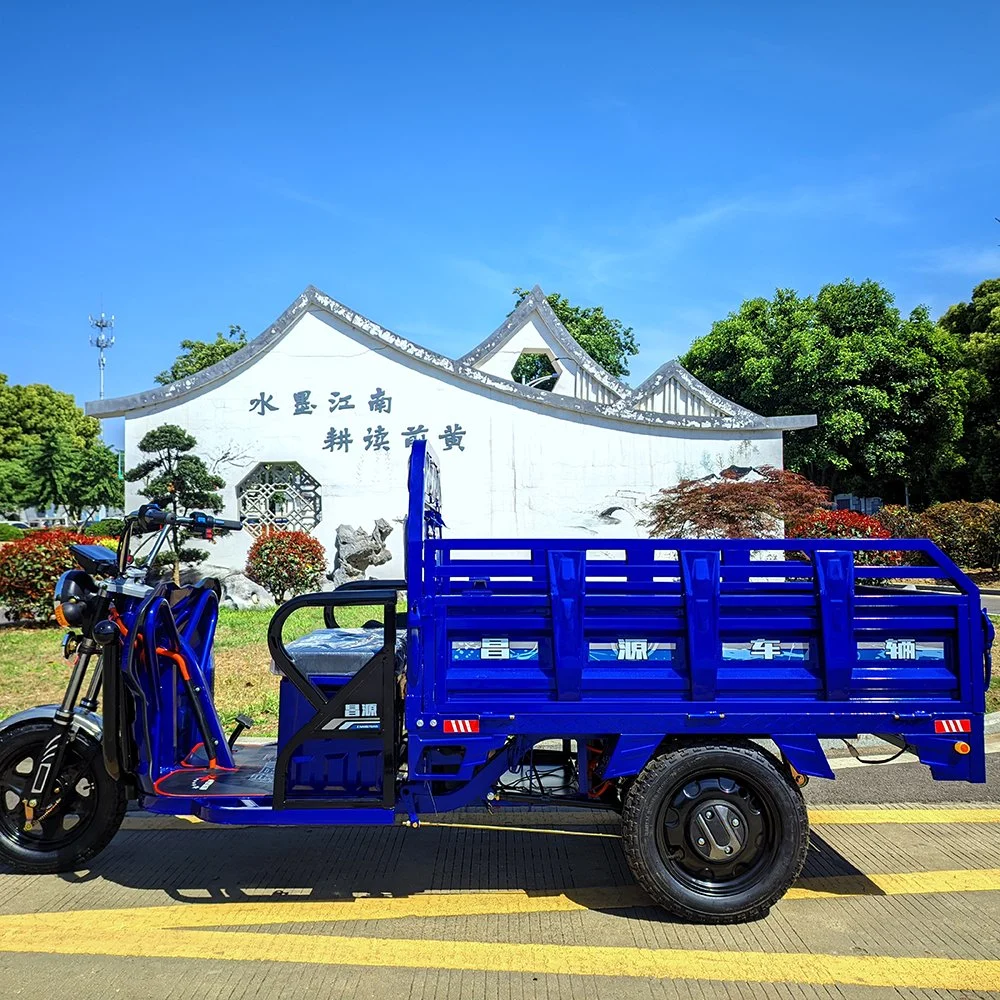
[54,569,96,628]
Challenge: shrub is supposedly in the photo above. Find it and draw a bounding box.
[84,518,125,538]
[0,529,90,622]
[645,466,830,538]
[875,504,923,539]
[788,509,899,566]
[0,524,25,542]
[918,500,1000,570]
[245,530,326,601]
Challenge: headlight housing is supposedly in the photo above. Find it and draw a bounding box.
[53,569,96,628]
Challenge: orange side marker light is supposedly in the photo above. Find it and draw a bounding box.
[955,741,971,755]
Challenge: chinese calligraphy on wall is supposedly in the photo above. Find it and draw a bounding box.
[248,386,468,454]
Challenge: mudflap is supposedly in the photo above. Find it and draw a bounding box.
[882,716,986,783]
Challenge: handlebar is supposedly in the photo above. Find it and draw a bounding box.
[132,505,243,534]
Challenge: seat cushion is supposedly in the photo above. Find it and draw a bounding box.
[277,627,406,678]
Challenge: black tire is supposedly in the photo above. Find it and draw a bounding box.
[621,740,809,923]
[0,721,126,874]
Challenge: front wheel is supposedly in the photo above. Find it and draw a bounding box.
[0,721,126,873]
[622,740,809,923]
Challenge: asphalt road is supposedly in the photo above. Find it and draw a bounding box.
[0,744,998,1000]
[805,740,999,804]
[976,591,1000,616]
[1,803,999,999]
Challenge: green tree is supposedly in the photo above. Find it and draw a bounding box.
[0,374,104,515]
[12,434,122,522]
[939,278,1000,499]
[512,288,639,379]
[0,459,29,517]
[0,374,100,460]
[125,424,225,583]
[21,432,79,514]
[154,325,248,386]
[70,443,125,521]
[681,279,970,504]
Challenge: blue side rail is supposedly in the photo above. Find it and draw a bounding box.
[402,441,991,792]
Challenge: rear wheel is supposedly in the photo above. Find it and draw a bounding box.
[0,722,126,873]
[622,740,808,923]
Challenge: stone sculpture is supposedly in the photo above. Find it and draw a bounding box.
[328,518,393,589]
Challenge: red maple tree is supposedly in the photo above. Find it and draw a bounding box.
[644,467,830,539]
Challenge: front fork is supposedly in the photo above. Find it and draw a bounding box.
[21,637,104,827]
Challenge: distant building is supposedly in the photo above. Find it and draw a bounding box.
[87,285,816,578]
[834,494,884,517]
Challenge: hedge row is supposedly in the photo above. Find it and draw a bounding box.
[878,500,1000,570]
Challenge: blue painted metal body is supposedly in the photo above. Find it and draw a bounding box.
[117,440,989,824]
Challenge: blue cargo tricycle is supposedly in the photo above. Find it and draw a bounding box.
[0,441,991,922]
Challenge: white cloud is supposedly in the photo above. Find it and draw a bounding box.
[522,173,912,295]
[913,246,1000,277]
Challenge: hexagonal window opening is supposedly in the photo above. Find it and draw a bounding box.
[511,349,560,390]
[236,461,322,537]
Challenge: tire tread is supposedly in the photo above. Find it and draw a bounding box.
[621,740,809,923]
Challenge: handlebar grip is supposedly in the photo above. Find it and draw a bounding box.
[132,506,242,532]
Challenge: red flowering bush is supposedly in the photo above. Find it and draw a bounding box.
[788,510,901,566]
[0,530,91,622]
[245,530,326,601]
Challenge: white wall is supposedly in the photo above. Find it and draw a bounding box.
[123,308,784,579]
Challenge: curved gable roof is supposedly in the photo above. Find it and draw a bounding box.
[458,285,631,401]
[627,360,763,421]
[86,285,816,433]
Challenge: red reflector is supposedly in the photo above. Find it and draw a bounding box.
[934,719,971,734]
[442,719,480,734]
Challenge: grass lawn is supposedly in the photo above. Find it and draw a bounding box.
[2,606,998,734]
[0,603,393,738]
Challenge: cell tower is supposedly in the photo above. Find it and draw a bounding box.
[89,311,115,400]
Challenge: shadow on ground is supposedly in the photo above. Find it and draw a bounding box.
[29,822,881,921]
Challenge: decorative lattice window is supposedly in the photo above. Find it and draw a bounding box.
[511,350,559,390]
[235,462,322,537]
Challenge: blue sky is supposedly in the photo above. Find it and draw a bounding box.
[2,1,999,447]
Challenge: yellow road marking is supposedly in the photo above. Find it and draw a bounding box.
[2,871,999,989]
[0,911,997,991]
[808,807,1000,825]
[789,867,1000,899]
[1,866,997,938]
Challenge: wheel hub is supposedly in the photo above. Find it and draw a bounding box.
[657,773,773,890]
[688,799,747,861]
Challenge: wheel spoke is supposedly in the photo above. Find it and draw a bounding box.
[13,757,34,776]
[0,738,104,851]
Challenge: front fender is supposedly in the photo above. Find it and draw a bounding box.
[0,705,104,743]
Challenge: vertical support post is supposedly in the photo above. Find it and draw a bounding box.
[681,550,721,701]
[814,549,855,701]
[548,550,586,701]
